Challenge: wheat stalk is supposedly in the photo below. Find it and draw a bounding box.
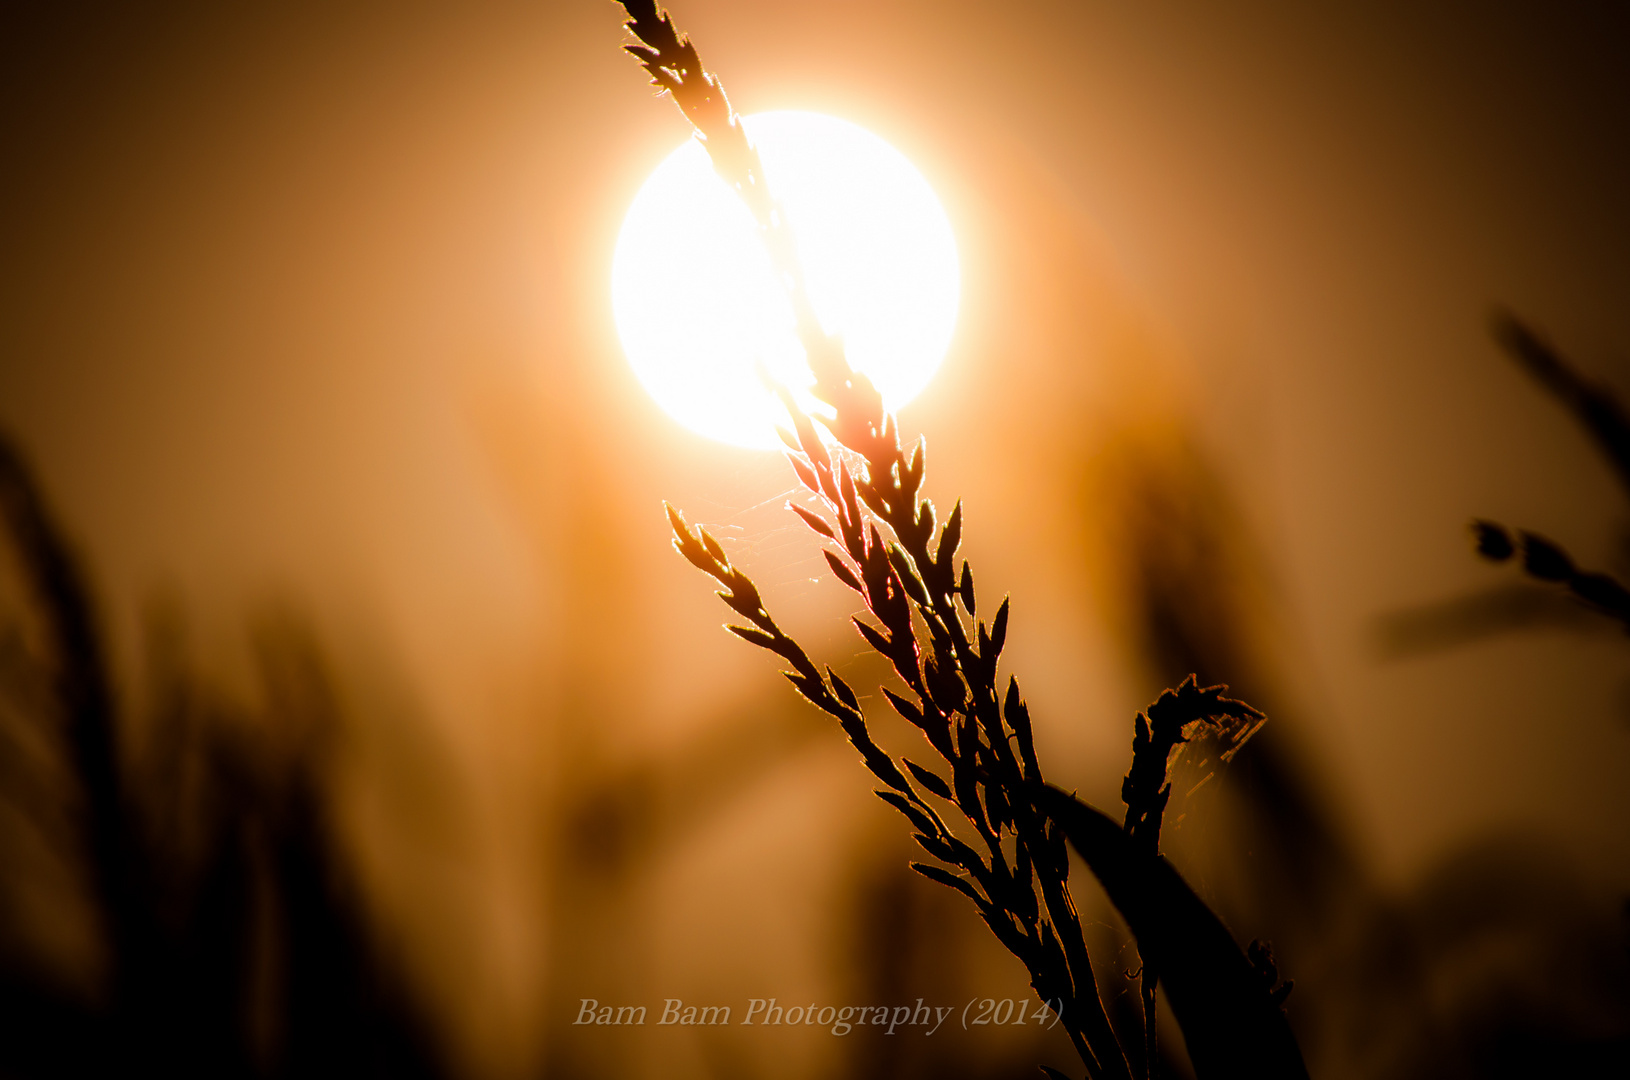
[616,4,1279,1076]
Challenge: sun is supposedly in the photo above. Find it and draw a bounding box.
[612,111,960,449]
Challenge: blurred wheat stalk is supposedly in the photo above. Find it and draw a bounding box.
[614,4,1286,1077]
[1468,314,1630,628]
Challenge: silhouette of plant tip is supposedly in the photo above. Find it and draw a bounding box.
[1471,520,1514,562]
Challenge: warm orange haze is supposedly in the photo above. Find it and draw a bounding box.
[0,2,1627,1079]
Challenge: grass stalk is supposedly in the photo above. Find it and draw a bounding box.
[616,4,1276,1075]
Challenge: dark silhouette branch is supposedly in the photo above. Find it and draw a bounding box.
[625,6,1288,1077]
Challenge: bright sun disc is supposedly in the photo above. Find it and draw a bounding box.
[612,111,959,449]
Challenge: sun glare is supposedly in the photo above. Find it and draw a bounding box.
[612,111,959,449]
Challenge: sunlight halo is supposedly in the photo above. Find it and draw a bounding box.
[612,111,959,449]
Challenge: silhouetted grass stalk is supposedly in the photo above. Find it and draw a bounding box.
[618,4,1276,1076]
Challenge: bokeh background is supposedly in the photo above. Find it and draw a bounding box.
[1,1,1626,1077]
